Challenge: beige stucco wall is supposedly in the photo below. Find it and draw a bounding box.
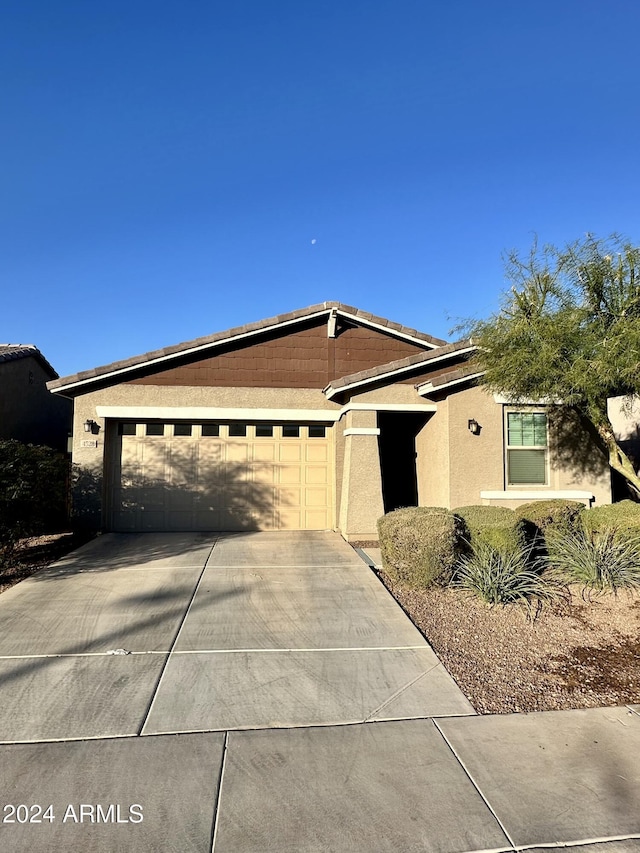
[348,384,424,405]
[415,385,612,509]
[422,386,612,509]
[546,407,611,504]
[447,386,506,508]
[65,376,614,532]
[416,401,449,507]
[338,408,385,541]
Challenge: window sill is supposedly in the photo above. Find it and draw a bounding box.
[480,489,594,505]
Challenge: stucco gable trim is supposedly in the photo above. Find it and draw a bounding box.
[95,401,437,423]
[96,405,342,422]
[417,371,484,397]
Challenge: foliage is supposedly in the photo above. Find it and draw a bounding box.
[514,499,585,551]
[547,528,640,593]
[70,464,103,530]
[0,440,69,564]
[469,234,640,496]
[580,499,640,541]
[453,540,563,612]
[378,506,465,589]
[514,499,585,533]
[454,505,529,554]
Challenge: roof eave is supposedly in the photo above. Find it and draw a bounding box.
[48,303,446,395]
[416,371,485,398]
[324,344,476,400]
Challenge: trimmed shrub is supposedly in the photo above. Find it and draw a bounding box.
[453,540,563,611]
[514,499,585,540]
[581,500,640,541]
[547,528,640,593]
[454,505,529,555]
[377,506,465,589]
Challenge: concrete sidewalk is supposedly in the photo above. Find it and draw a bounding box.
[0,532,638,851]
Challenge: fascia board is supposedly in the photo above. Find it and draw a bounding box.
[416,371,484,396]
[335,310,441,348]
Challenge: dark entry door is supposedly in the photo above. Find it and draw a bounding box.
[377,412,429,513]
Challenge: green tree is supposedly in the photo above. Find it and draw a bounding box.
[469,234,640,497]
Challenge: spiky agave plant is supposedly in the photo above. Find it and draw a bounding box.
[547,529,640,594]
[453,539,563,614]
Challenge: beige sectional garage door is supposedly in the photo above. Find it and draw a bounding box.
[108,422,334,532]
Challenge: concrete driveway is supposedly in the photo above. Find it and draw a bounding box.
[1,532,639,852]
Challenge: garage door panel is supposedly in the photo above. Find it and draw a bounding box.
[253,444,276,462]
[279,485,301,505]
[305,509,330,528]
[279,466,301,484]
[168,444,197,485]
[114,511,137,530]
[305,466,329,484]
[167,489,194,509]
[168,511,194,530]
[111,423,333,532]
[305,488,330,507]
[227,442,250,462]
[278,509,303,528]
[140,511,165,530]
[141,443,167,473]
[279,444,302,462]
[198,443,223,463]
[306,444,328,462]
[139,488,166,510]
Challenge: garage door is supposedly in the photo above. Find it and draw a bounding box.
[108,421,334,532]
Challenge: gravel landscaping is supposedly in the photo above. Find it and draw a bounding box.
[379,570,640,714]
[0,533,91,595]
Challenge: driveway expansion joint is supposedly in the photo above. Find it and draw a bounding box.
[210,730,229,853]
[138,539,218,736]
[433,717,517,850]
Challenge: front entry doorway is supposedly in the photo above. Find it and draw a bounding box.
[377,412,429,513]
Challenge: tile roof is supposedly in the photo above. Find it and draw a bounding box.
[324,339,475,398]
[0,345,58,378]
[47,302,447,393]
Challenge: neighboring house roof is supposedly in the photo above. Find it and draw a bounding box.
[0,344,59,379]
[323,339,476,399]
[48,302,447,394]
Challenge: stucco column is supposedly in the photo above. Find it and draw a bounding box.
[338,409,385,541]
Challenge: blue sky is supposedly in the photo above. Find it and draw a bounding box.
[3,0,640,377]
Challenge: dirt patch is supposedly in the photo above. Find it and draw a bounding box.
[0,533,94,595]
[378,571,640,714]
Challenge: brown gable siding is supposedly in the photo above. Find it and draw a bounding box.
[332,324,424,383]
[125,318,427,389]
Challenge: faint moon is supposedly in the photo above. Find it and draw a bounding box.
[311,238,317,245]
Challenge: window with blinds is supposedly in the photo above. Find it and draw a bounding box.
[506,411,548,485]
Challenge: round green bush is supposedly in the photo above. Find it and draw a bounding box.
[514,499,585,535]
[377,506,465,589]
[454,505,529,555]
[581,500,640,541]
